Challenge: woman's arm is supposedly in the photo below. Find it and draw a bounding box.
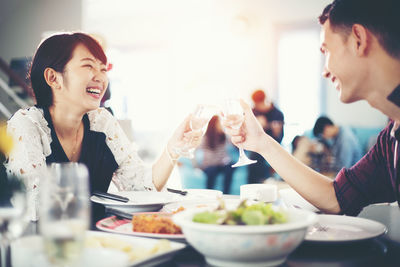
[152,115,203,191]
[224,100,340,213]
[92,109,202,192]
[6,107,50,221]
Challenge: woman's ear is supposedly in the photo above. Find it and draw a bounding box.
[43,67,61,90]
[351,24,369,57]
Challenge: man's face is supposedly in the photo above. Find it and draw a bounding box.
[320,20,366,103]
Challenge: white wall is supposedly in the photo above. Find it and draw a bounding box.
[0,0,82,80]
[0,0,388,130]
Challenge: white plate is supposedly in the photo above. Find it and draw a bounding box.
[305,214,387,242]
[96,214,186,242]
[182,189,223,201]
[90,191,180,212]
[12,231,186,267]
[279,188,320,212]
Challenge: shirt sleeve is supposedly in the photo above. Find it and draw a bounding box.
[5,108,51,221]
[333,124,396,216]
[88,108,156,191]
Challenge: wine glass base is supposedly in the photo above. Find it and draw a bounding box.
[231,159,257,168]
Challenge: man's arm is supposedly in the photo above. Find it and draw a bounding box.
[224,100,340,213]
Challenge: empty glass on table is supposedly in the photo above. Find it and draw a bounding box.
[0,174,27,267]
[39,163,90,267]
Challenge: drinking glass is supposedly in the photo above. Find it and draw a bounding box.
[39,163,90,267]
[175,104,215,158]
[221,99,257,167]
[0,174,27,267]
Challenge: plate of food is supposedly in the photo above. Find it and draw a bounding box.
[11,230,186,267]
[90,191,180,212]
[96,212,186,241]
[305,214,387,243]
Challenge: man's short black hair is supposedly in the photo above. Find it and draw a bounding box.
[313,116,334,137]
[319,0,400,59]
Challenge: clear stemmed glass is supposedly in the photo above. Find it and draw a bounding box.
[0,174,27,267]
[39,163,90,267]
[174,104,216,158]
[221,99,257,167]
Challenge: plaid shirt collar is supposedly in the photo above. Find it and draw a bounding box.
[390,120,400,140]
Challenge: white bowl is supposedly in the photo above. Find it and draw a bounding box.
[173,207,317,267]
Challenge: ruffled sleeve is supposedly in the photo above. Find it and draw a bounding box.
[87,108,156,191]
[5,107,52,221]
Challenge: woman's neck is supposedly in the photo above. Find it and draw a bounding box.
[48,104,84,138]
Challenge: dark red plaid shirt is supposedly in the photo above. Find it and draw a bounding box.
[333,121,398,215]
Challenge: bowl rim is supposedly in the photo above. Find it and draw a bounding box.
[172,207,317,233]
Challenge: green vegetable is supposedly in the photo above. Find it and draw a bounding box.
[192,210,226,224]
[242,210,266,225]
[192,200,287,226]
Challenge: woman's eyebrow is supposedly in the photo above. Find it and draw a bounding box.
[80,57,95,62]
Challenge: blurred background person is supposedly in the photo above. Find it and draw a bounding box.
[291,135,334,177]
[313,116,362,173]
[196,116,234,194]
[248,89,284,183]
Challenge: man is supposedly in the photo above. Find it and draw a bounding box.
[248,89,284,183]
[224,0,400,216]
[313,116,362,172]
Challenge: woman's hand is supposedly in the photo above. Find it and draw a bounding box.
[222,99,267,154]
[167,114,204,159]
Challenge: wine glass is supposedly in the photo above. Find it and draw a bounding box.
[39,163,90,266]
[221,99,257,167]
[0,173,27,267]
[175,104,215,158]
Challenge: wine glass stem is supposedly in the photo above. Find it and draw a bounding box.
[0,236,11,267]
[238,147,246,159]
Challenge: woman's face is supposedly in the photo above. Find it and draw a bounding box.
[54,44,108,112]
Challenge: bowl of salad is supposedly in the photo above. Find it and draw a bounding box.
[173,200,317,267]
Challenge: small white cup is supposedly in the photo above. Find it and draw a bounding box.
[240,184,277,202]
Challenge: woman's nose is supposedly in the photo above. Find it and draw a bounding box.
[92,68,107,83]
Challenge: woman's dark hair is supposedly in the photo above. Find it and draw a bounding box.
[319,0,400,59]
[313,116,334,137]
[205,116,225,149]
[29,32,107,108]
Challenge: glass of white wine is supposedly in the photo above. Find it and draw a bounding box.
[221,98,257,167]
[174,104,216,158]
[39,163,90,267]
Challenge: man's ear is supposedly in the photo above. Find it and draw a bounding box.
[351,24,369,57]
[43,67,61,90]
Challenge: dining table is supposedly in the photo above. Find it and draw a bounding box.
[19,201,400,267]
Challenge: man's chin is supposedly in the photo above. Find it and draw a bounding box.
[339,90,361,104]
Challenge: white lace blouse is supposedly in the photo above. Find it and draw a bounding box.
[5,106,155,221]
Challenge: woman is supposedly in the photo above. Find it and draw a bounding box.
[5,32,201,222]
[198,116,233,194]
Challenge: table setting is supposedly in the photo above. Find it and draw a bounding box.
[3,160,400,267]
